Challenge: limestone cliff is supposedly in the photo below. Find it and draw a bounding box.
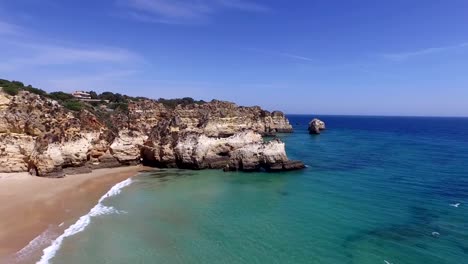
[0,89,303,177]
[114,99,293,136]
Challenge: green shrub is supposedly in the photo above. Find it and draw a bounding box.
[132,96,149,101]
[48,91,75,102]
[98,92,126,103]
[23,85,47,96]
[2,86,19,96]
[109,102,129,112]
[89,91,98,99]
[0,79,24,96]
[157,97,206,108]
[0,79,48,97]
[63,100,83,111]
[0,79,13,87]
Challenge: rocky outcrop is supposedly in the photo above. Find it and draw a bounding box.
[29,132,101,177]
[110,130,147,164]
[111,100,293,136]
[224,136,305,172]
[0,91,108,176]
[140,129,304,171]
[0,90,303,176]
[0,133,35,172]
[138,106,301,171]
[308,118,326,134]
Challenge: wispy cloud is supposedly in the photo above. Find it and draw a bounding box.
[22,42,140,64]
[125,11,187,24]
[248,48,315,62]
[216,0,270,12]
[0,20,143,95]
[277,52,314,62]
[0,40,141,71]
[118,0,270,24]
[382,42,468,61]
[0,19,141,71]
[44,70,139,91]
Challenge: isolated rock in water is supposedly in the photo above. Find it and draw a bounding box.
[308,118,326,134]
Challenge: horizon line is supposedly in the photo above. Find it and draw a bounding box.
[286,113,468,118]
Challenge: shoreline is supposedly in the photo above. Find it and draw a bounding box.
[0,166,148,263]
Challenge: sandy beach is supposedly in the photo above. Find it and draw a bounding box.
[0,166,146,263]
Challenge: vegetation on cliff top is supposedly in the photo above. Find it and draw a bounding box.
[0,78,209,135]
[0,79,206,111]
[0,79,47,97]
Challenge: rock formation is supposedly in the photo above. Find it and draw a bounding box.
[0,133,35,172]
[308,118,326,134]
[141,127,304,171]
[0,89,303,177]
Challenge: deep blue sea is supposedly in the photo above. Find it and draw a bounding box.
[41,115,468,264]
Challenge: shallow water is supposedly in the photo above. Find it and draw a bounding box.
[49,115,468,264]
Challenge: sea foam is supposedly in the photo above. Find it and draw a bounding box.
[15,227,57,262]
[36,178,133,264]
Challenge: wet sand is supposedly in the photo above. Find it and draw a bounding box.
[0,166,147,263]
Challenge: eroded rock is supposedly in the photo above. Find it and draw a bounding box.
[110,130,147,164]
[308,118,326,134]
[0,90,303,176]
[0,133,35,172]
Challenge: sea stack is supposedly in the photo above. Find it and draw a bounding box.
[308,118,326,134]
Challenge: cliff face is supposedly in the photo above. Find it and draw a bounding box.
[113,99,293,136]
[0,91,107,176]
[0,90,302,177]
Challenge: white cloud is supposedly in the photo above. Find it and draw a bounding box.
[0,19,141,71]
[277,52,314,62]
[118,0,270,24]
[216,0,270,12]
[382,42,468,61]
[25,43,140,63]
[126,11,188,24]
[0,20,143,95]
[248,48,315,62]
[0,41,142,71]
[43,70,139,92]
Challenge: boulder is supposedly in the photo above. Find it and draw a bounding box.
[308,118,326,134]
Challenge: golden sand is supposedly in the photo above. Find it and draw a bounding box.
[0,166,146,262]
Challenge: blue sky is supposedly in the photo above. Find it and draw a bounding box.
[1,0,467,116]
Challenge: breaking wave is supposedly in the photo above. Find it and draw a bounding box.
[36,178,133,264]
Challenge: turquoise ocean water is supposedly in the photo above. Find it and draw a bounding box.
[46,115,468,264]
